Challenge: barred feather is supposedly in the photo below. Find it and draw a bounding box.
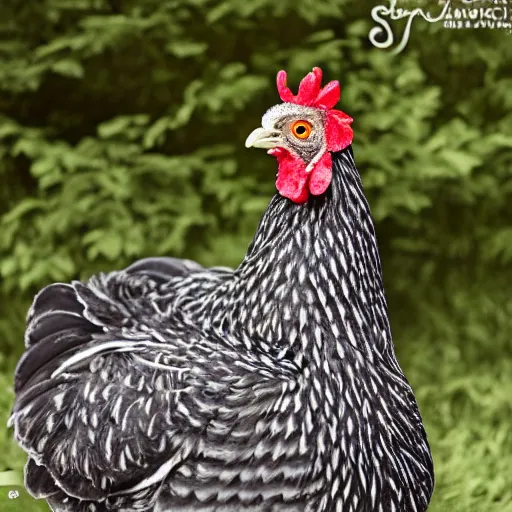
[10,147,433,512]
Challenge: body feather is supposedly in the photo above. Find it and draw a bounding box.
[10,148,434,512]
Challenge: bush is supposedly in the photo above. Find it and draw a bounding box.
[0,1,511,510]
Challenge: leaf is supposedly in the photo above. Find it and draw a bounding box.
[86,231,123,261]
[306,30,335,43]
[1,199,45,223]
[165,41,208,58]
[0,119,21,139]
[240,197,268,213]
[143,117,171,149]
[439,150,482,176]
[51,59,84,78]
[98,115,150,139]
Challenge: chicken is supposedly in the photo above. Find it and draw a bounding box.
[10,67,434,512]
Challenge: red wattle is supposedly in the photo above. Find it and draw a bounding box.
[308,152,333,196]
[273,148,309,203]
[270,148,334,203]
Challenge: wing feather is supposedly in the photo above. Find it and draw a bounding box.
[11,258,299,511]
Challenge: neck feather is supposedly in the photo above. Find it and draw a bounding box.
[230,147,391,361]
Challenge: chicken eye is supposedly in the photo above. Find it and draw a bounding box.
[291,120,312,140]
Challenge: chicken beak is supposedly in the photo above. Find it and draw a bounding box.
[245,128,282,149]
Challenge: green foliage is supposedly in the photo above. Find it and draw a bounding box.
[0,1,511,510]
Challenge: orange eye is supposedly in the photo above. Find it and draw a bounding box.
[291,120,312,140]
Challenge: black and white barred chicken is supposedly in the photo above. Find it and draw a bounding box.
[10,67,434,512]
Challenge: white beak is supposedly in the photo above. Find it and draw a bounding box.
[245,127,282,149]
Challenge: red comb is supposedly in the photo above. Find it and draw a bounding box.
[276,67,340,109]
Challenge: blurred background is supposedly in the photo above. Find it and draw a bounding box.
[0,0,511,511]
